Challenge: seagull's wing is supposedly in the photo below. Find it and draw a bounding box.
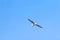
[28,19,34,24]
[36,24,42,28]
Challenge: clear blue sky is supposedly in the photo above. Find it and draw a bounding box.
[0,0,60,40]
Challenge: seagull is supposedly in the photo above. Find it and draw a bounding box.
[28,19,42,28]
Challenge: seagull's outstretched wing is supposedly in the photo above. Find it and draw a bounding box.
[36,24,42,28]
[28,19,34,24]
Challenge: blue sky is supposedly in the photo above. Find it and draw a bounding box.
[0,0,60,40]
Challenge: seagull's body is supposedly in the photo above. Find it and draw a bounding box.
[28,19,42,28]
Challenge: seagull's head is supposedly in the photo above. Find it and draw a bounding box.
[35,23,37,24]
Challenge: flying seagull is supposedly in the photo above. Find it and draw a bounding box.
[28,19,42,28]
